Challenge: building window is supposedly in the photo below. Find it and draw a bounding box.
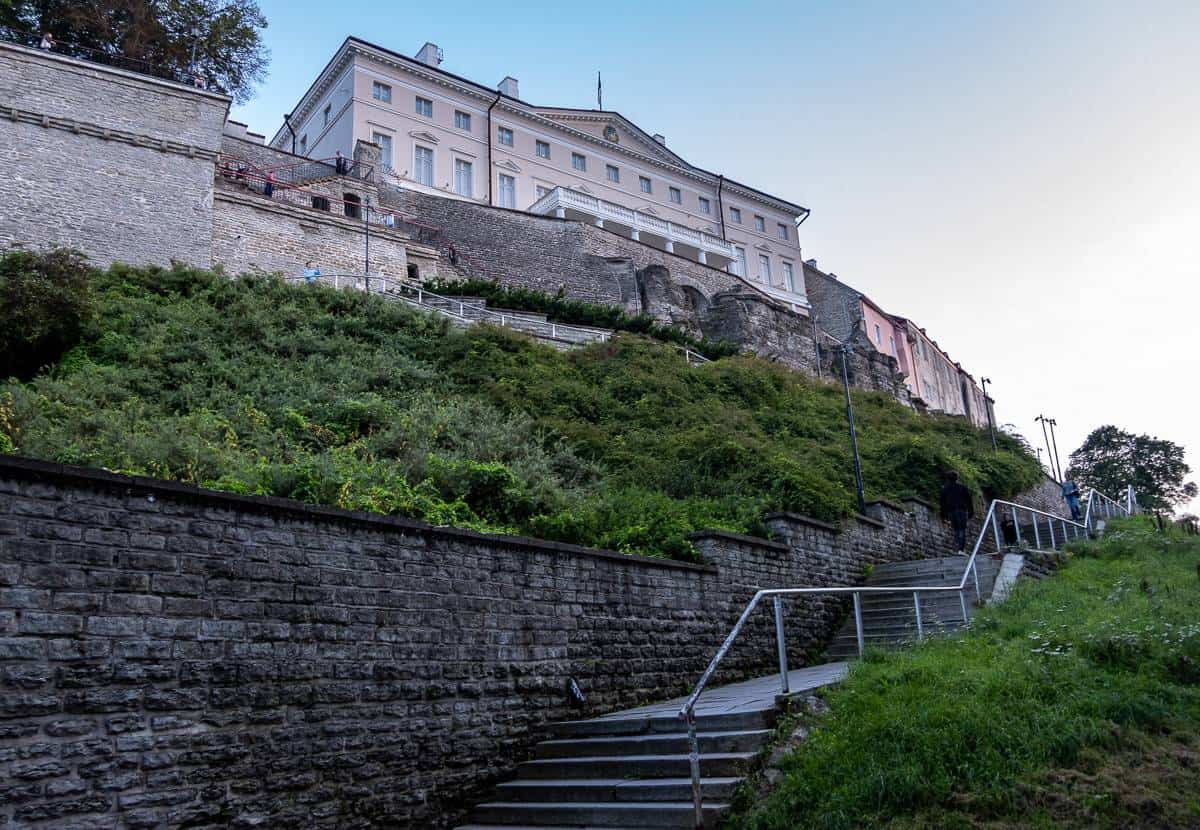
[874,324,882,345]
[311,195,330,211]
[699,197,711,214]
[754,215,766,232]
[455,110,471,131]
[669,187,681,204]
[730,247,747,277]
[536,184,552,199]
[497,126,514,146]
[498,174,516,208]
[343,192,361,219]
[759,254,772,283]
[571,152,586,171]
[322,104,331,126]
[730,207,742,223]
[299,135,307,154]
[414,145,434,186]
[415,96,433,117]
[372,132,393,170]
[454,158,473,197]
[782,261,795,291]
[777,223,789,240]
[536,140,551,159]
[889,335,897,357]
[606,164,620,183]
[372,81,391,103]
[639,176,652,194]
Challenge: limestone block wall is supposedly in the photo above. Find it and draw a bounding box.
[0,456,982,828]
[0,42,227,268]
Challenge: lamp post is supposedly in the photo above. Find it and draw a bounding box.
[1035,415,1056,481]
[836,345,867,514]
[363,196,371,291]
[980,377,997,451]
[1047,418,1063,482]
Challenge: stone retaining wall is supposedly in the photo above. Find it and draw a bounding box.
[0,456,1003,828]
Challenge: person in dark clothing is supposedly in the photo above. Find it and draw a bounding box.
[939,471,974,553]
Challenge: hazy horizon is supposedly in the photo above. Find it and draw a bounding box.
[233,0,1200,513]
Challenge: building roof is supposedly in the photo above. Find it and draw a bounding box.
[269,36,809,218]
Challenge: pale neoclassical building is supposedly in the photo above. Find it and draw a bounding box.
[268,38,812,310]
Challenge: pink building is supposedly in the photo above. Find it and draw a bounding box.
[268,37,812,312]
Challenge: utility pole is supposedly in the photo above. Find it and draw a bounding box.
[980,377,997,451]
[1035,415,1056,481]
[836,345,867,514]
[1047,418,1063,482]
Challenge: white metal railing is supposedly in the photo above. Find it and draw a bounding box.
[1082,486,1135,530]
[528,186,737,259]
[676,493,1120,828]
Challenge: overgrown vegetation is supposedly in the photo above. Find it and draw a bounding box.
[425,277,740,360]
[0,254,1040,559]
[0,248,94,381]
[728,517,1200,829]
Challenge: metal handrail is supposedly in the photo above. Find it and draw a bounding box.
[1082,486,1133,530]
[677,495,1100,828]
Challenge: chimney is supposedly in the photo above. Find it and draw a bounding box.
[652,133,667,146]
[498,76,519,98]
[804,258,818,267]
[415,42,443,67]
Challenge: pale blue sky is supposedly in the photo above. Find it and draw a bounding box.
[233,1,1200,512]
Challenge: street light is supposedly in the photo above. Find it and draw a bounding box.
[980,377,997,451]
[1047,418,1064,482]
[1035,415,1058,481]
[835,345,867,514]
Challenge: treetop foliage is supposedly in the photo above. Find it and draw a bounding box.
[1067,425,1196,513]
[1,0,268,103]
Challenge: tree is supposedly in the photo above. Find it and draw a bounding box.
[0,247,95,381]
[1066,425,1197,513]
[0,0,268,104]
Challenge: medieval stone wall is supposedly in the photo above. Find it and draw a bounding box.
[0,456,995,829]
[0,42,227,269]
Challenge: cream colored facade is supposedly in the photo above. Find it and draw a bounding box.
[270,38,811,310]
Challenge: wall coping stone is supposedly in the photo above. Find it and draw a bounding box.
[0,454,716,574]
[866,498,911,514]
[687,529,789,553]
[901,495,933,509]
[214,186,415,245]
[852,512,886,529]
[761,511,838,532]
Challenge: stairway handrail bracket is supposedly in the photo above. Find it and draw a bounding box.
[677,492,1131,828]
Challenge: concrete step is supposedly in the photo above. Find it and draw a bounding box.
[470,800,727,828]
[516,752,755,780]
[534,729,768,759]
[549,709,775,739]
[494,777,740,803]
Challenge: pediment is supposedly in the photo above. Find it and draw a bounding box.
[409,130,439,144]
[534,110,685,166]
[639,205,659,215]
[497,159,522,173]
[754,243,773,252]
[574,183,593,194]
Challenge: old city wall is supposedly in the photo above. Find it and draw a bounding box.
[0,456,1025,828]
[0,42,228,268]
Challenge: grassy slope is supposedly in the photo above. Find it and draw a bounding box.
[728,518,1200,829]
[0,264,1040,559]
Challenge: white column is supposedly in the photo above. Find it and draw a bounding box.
[665,240,674,253]
[630,230,640,241]
[698,251,707,265]
[555,207,566,218]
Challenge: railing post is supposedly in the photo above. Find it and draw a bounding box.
[959,590,969,623]
[1033,512,1041,548]
[1012,506,1022,546]
[459,301,464,316]
[773,597,789,694]
[972,560,981,600]
[1048,518,1056,549]
[991,511,1003,551]
[1061,520,1068,543]
[913,592,924,641]
[853,592,865,657]
[686,711,703,829]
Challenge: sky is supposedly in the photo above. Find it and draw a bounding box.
[232,0,1200,514]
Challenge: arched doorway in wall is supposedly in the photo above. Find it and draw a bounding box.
[680,285,710,319]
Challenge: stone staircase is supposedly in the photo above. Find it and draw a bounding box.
[453,664,849,830]
[825,554,1003,660]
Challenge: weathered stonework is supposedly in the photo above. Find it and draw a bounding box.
[0,42,228,268]
[0,456,1063,828]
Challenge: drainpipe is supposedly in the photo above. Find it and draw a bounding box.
[486,91,502,206]
[716,175,727,241]
[282,113,297,155]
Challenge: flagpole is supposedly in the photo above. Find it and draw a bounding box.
[597,71,602,109]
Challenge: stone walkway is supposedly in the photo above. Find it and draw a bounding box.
[588,662,850,722]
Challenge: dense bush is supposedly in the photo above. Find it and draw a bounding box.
[0,248,95,380]
[0,256,1041,559]
[425,277,740,360]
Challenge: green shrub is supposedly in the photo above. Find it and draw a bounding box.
[0,254,1041,559]
[0,248,95,381]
